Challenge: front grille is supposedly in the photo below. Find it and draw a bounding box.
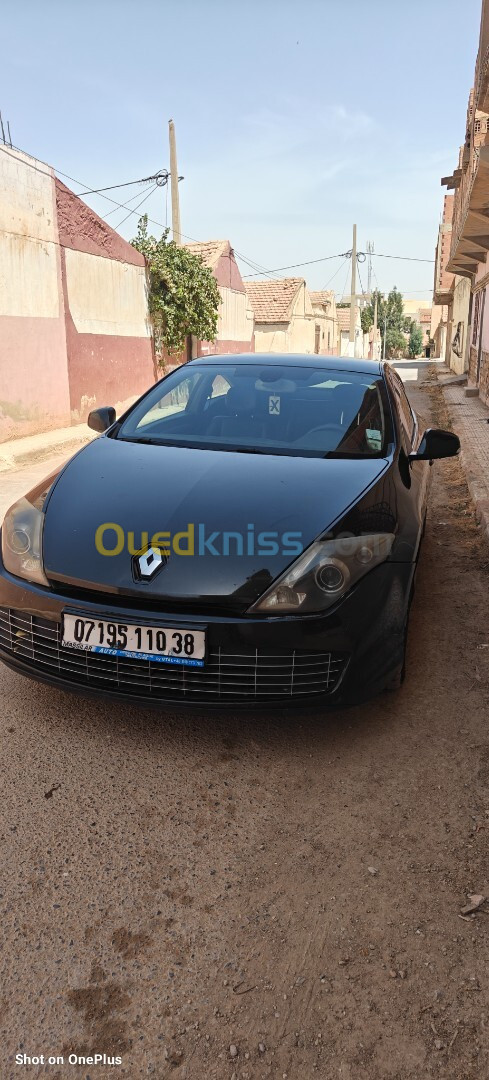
[0,608,346,703]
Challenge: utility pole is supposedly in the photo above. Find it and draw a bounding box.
[349,224,357,354]
[168,119,182,245]
[366,240,374,297]
[373,293,378,360]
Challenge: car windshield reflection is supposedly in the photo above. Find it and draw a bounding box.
[117,364,392,458]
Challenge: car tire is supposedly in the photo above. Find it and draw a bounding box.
[384,581,415,692]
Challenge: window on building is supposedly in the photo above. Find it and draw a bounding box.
[314,324,321,354]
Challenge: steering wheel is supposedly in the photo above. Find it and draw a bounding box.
[298,423,346,448]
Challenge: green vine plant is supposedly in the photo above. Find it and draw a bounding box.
[131,216,221,365]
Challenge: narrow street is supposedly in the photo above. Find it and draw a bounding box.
[1,363,489,1080]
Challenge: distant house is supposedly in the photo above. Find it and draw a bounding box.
[244,277,318,353]
[336,306,364,357]
[184,240,254,356]
[310,291,338,354]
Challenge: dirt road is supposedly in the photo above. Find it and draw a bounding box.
[1,366,489,1079]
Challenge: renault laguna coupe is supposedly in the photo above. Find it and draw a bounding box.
[0,355,459,707]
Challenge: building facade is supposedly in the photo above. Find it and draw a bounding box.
[184,240,255,356]
[244,278,319,354]
[442,1,489,399]
[336,306,364,358]
[0,146,154,440]
[309,291,339,354]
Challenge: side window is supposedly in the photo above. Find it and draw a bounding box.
[136,374,199,429]
[210,374,231,399]
[389,371,416,447]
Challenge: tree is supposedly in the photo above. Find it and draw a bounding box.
[408,324,423,358]
[385,327,407,358]
[131,215,221,362]
[360,287,407,357]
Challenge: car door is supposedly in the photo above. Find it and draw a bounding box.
[385,366,429,558]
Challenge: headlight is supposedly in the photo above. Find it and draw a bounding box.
[247,533,395,615]
[1,496,49,586]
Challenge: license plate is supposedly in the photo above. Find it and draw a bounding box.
[62,613,205,667]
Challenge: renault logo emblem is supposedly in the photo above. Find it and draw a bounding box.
[132,546,167,582]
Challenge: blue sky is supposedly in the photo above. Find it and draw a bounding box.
[1,0,482,299]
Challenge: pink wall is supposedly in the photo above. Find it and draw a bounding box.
[0,314,71,441]
[214,246,246,292]
[56,182,155,421]
[56,181,146,266]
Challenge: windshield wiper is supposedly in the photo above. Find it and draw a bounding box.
[322,450,384,459]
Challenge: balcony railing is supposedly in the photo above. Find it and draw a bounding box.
[450,142,481,260]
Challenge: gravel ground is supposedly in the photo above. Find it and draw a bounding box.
[1,365,489,1079]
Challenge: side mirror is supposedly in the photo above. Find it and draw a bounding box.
[409,427,460,462]
[88,406,116,433]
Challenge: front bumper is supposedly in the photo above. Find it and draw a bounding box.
[0,555,414,708]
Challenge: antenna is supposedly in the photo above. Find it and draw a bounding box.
[0,111,5,143]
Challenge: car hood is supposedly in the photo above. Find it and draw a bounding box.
[42,436,390,612]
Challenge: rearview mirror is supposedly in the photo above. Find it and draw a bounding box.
[88,407,116,433]
[409,427,460,462]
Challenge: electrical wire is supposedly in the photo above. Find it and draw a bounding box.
[242,251,351,278]
[112,185,158,230]
[357,258,366,297]
[0,143,170,232]
[102,184,159,220]
[0,144,437,270]
[321,256,349,291]
[76,174,165,197]
[337,259,352,303]
[370,252,434,264]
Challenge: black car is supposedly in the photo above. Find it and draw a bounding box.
[0,354,459,707]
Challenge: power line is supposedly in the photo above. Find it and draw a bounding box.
[101,183,159,220]
[369,251,434,264]
[357,257,366,297]
[241,247,435,279]
[337,259,352,302]
[242,251,350,278]
[0,144,437,274]
[112,185,158,230]
[321,256,349,291]
[75,172,167,197]
[0,143,170,232]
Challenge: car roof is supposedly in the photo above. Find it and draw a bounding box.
[186,353,383,377]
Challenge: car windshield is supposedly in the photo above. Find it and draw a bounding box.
[116,363,392,458]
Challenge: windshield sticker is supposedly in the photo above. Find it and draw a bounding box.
[269,395,280,415]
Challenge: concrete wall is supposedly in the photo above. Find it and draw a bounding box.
[55,180,155,422]
[0,147,71,440]
[339,329,364,358]
[0,150,156,440]
[254,323,289,353]
[448,276,471,374]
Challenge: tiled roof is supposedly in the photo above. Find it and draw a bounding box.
[244,278,304,322]
[419,309,432,322]
[337,308,352,331]
[184,240,229,268]
[310,290,334,305]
